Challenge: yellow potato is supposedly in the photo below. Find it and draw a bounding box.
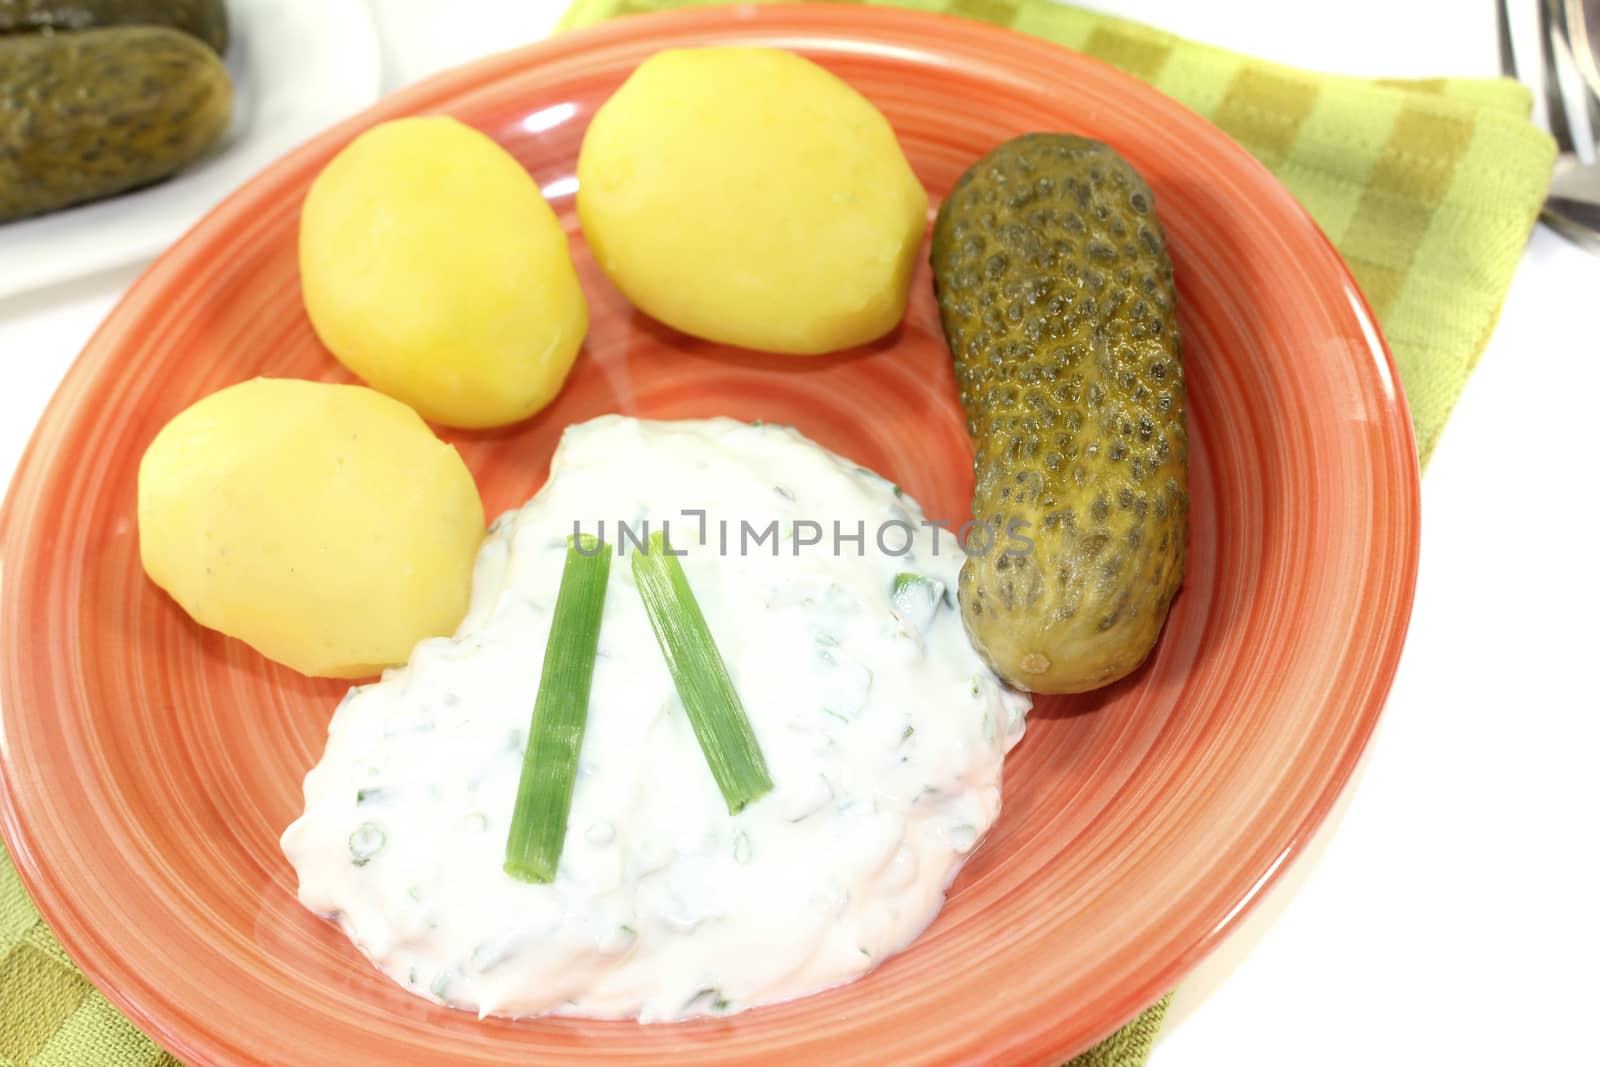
[138,378,485,678]
[577,48,928,355]
[300,116,587,429]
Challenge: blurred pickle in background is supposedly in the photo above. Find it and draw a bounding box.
[0,0,233,223]
[0,0,229,53]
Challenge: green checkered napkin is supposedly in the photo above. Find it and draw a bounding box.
[1,2,1555,1065]
[1,851,180,1067]
[565,0,1556,464]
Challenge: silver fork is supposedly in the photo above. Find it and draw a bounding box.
[1500,0,1600,251]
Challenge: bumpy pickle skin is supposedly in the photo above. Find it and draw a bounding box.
[931,134,1189,694]
[0,0,229,54]
[0,27,232,223]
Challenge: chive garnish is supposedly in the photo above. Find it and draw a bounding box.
[631,533,773,813]
[685,987,731,1013]
[503,535,610,884]
[348,822,386,866]
[892,571,946,603]
[891,572,947,631]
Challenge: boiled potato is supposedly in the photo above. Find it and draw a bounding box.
[577,48,927,355]
[300,116,587,429]
[138,378,485,678]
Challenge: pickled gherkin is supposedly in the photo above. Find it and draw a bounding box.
[0,26,232,223]
[0,0,229,55]
[932,134,1189,694]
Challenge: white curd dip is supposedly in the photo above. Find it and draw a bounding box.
[282,415,1029,1021]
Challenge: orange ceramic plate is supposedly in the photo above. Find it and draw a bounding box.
[0,7,1419,1065]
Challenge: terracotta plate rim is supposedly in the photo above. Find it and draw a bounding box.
[0,5,1422,1063]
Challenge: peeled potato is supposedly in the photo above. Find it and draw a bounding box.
[300,116,587,429]
[577,48,928,355]
[138,378,485,678]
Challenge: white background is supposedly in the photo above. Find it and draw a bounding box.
[2,2,1597,1065]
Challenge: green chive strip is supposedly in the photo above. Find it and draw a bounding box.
[631,532,774,813]
[891,572,947,603]
[503,534,610,884]
[891,572,948,631]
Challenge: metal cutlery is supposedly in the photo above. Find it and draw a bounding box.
[1500,0,1600,251]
